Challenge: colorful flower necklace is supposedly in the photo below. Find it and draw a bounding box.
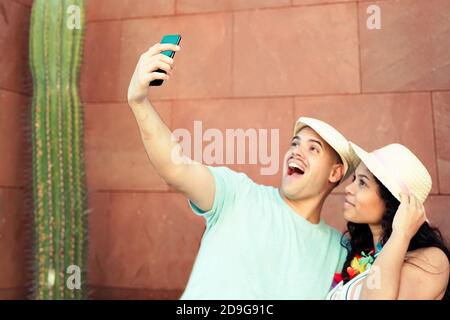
[333,243,382,287]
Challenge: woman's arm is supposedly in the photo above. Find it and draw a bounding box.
[361,239,448,299]
[359,193,430,299]
[359,230,410,299]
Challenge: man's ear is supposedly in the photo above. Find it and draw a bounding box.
[329,163,344,184]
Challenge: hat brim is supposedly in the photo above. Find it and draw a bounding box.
[350,142,402,202]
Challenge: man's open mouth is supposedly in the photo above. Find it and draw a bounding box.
[287,162,305,176]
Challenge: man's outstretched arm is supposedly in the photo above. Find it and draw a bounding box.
[127,42,214,212]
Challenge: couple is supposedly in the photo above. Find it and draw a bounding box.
[127,42,449,300]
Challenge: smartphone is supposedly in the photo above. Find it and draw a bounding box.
[149,34,182,86]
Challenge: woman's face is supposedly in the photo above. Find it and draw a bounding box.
[343,163,386,224]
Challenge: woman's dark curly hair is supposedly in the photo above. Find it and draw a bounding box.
[340,175,450,299]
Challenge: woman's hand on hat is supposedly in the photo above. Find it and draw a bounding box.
[392,193,427,241]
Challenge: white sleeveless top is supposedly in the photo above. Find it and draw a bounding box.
[326,269,370,300]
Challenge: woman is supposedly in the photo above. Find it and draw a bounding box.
[327,143,449,300]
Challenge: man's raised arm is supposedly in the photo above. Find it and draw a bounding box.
[127,43,214,212]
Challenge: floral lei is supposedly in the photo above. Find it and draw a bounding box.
[333,243,383,287]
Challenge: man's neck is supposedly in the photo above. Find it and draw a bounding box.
[279,190,326,224]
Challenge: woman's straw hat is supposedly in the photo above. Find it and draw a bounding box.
[350,142,432,203]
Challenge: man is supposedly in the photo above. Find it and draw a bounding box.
[127,42,358,299]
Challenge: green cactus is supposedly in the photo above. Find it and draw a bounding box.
[29,0,87,299]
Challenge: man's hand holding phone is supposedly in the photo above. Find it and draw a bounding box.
[127,41,180,106]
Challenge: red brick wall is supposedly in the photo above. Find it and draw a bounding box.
[82,0,450,299]
[0,0,32,299]
[1,0,449,300]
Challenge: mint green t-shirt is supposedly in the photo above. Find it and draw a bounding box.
[181,166,347,300]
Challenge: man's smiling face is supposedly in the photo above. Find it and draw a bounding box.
[280,126,344,200]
